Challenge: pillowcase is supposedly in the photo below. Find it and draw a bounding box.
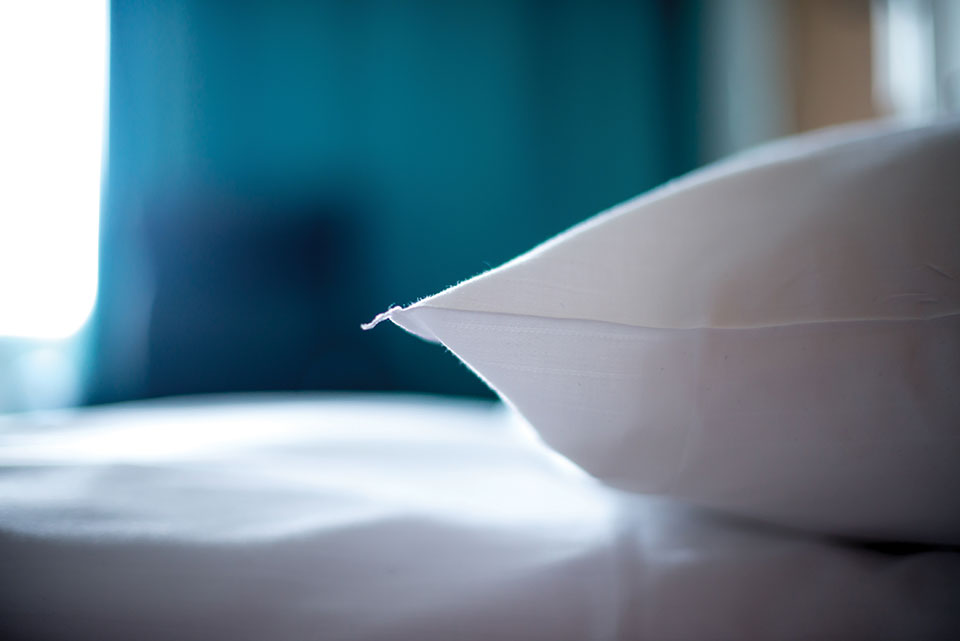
[368,119,960,544]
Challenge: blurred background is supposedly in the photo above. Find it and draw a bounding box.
[1,0,959,412]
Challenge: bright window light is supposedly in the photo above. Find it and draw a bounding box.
[0,1,107,339]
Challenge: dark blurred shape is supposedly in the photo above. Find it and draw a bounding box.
[143,188,387,396]
[86,0,702,404]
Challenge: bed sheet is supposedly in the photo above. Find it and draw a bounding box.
[1,394,958,640]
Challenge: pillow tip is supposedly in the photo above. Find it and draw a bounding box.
[361,306,404,331]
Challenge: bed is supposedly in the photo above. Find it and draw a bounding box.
[2,393,958,640]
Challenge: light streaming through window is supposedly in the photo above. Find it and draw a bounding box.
[0,1,107,338]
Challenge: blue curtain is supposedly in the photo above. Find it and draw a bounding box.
[87,0,702,403]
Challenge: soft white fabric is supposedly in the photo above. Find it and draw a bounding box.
[392,308,960,544]
[1,395,958,640]
[375,119,960,544]
[397,119,960,329]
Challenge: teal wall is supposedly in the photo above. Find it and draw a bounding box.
[90,0,702,401]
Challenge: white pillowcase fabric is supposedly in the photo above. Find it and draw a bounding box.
[1,395,958,641]
[376,119,960,544]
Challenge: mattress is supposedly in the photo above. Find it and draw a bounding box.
[1,394,958,640]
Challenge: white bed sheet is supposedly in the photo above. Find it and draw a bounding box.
[1,394,958,640]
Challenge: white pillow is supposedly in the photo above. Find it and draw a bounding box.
[369,119,960,544]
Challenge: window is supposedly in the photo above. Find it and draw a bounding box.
[0,1,107,338]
